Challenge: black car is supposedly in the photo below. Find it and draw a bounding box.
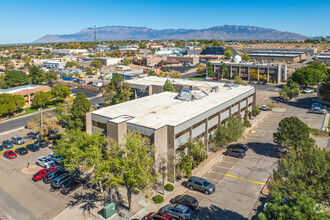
[27,132,39,139]
[34,140,48,148]
[44,170,66,184]
[87,81,93,85]
[60,180,82,195]
[2,140,14,149]
[171,195,199,210]
[224,148,246,158]
[0,145,3,151]
[15,147,28,155]
[228,144,248,151]
[26,144,40,152]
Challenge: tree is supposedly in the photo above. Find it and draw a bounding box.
[4,70,30,87]
[250,69,259,81]
[103,83,116,106]
[259,192,329,220]
[65,61,80,68]
[0,94,25,117]
[113,82,132,104]
[31,91,52,107]
[170,71,181,79]
[241,53,250,61]
[196,64,206,74]
[29,66,46,84]
[273,116,314,150]
[279,84,299,100]
[162,79,176,92]
[176,151,193,178]
[206,62,214,77]
[86,67,94,75]
[122,58,131,66]
[187,139,208,169]
[90,60,102,69]
[67,92,91,131]
[252,105,261,116]
[45,69,58,81]
[0,74,6,89]
[210,117,245,151]
[108,131,156,211]
[51,84,71,100]
[110,73,124,87]
[290,63,327,87]
[224,49,233,59]
[234,76,244,85]
[27,112,61,135]
[221,63,229,78]
[158,155,168,195]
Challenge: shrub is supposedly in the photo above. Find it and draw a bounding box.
[252,105,261,116]
[267,103,276,109]
[243,119,252,128]
[164,184,174,192]
[153,195,164,204]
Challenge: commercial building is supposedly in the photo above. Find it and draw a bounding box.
[166,56,199,65]
[242,47,317,56]
[247,51,306,60]
[50,49,88,55]
[314,56,330,66]
[0,85,51,106]
[86,77,256,182]
[94,57,123,66]
[248,54,300,63]
[211,60,288,83]
[43,61,66,69]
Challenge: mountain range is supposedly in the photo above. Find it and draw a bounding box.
[33,25,309,43]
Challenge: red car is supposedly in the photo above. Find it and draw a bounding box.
[3,150,17,159]
[212,77,217,81]
[145,212,173,220]
[33,167,56,181]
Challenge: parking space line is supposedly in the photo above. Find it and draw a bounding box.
[215,165,231,169]
[225,174,265,185]
[220,160,237,165]
[187,189,207,196]
[202,176,220,182]
[207,170,226,175]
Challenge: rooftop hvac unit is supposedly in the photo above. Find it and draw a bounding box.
[178,89,192,101]
[211,86,219,92]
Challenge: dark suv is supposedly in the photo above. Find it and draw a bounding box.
[228,144,248,151]
[44,169,66,184]
[224,148,246,158]
[171,195,199,210]
[187,176,215,194]
[51,173,71,188]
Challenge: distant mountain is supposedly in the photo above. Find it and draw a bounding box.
[33,25,309,43]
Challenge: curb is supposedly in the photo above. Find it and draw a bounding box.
[0,107,56,123]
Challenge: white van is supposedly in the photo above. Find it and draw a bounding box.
[92,82,103,87]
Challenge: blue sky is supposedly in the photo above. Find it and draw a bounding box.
[0,0,329,44]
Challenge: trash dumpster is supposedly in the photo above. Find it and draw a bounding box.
[104,202,116,219]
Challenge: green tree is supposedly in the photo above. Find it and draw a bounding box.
[68,92,91,131]
[0,94,25,117]
[206,62,214,77]
[259,192,329,220]
[187,139,208,168]
[31,91,52,107]
[252,105,261,116]
[162,79,176,92]
[273,116,314,150]
[241,53,250,61]
[210,117,245,151]
[29,66,46,84]
[176,150,193,178]
[234,76,244,85]
[108,131,156,211]
[0,74,6,89]
[90,60,102,69]
[122,58,131,66]
[321,36,327,42]
[224,49,233,59]
[196,64,206,74]
[148,70,156,76]
[290,63,327,87]
[103,84,116,106]
[51,84,71,100]
[113,82,132,104]
[4,70,30,87]
[86,67,94,75]
[221,63,229,78]
[110,73,124,87]
[45,69,58,81]
[279,84,299,100]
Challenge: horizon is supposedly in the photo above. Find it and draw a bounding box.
[1,0,329,44]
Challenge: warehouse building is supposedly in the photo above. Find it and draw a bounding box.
[314,56,330,66]
[86,78,256,182]
[242,47,317,56]
[248,54,300,63]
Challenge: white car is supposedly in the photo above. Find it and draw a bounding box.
[303,89,313,93]
[261,105,272,111]
[48,153,63,164]
[36,156,55,168]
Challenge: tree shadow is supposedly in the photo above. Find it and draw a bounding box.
[247,142,282,158]
[250,196,267,220]
[67,191,102,216]
[269,95,317,110]
[181,181,188,188]
[191,205,247,220]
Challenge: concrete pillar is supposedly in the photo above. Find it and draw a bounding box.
[154,126,168,170]
[134,89,138,99]
[86,112,92,134]
[247,67,250,81]
[218,111,221,124]
[277,65,281,83]
[167,126,175,183]
[253,91,257,109]
[107,120,127,146]
[230,65,233,78]
[238,66,241,77]
[283,65,288,81]
[267,68,270,82]
[246,97,249,111]
[148,85,153,96]
[229,106,232,117]
[238,102,241,117]
[213,65,216,78]
[204,119,208,153]
[257,66,260,82]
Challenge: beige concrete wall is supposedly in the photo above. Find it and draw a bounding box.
[107,121,127,145]
[86,112,92,134]
[167,126,175,183]
[154,126,168,168]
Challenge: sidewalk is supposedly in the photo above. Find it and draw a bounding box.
[52,111,269,220]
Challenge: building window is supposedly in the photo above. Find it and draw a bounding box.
[175,127,190,139]
[209,112,218,120]
[193,120,205,129]
[208,125,218,133]
[92,120,107,130]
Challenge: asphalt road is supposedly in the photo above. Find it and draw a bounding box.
[0,95,105,135]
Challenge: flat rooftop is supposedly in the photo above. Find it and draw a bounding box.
[0,85,47,94]
[92,79,254,129]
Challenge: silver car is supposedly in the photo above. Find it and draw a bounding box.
[161,204,192,220]
[187,176,215,194]
[11,136,25,145]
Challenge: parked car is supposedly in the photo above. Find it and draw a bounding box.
[0,145,3,151]
[87,81,93,85]
[2,140,14,149]
[51,173,71,189]
[48,152,63,164]
[92,82,103,87]
[32,167,56,181]
[276,98,284,103]
[27,132,39,139]
[36,156,56,168]
[3,150,17,159]
[187,176,215,194]
[311,103,327,110]
[144,211,173,220]
[11,136,25,145]
[15,147,28,155]
[303,89,313,93]
[261,105,272,111]
[171,195,199,210]
[35,140,49,148]
[60,179,82,195]
[26,144,40,152]
[224,148,246,158]
[43,169,66,184]
[228,144,248,151]
[308,108,326,115]
[161,204,192,220]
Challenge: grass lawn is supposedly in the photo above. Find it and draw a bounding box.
[310,128,329,137]
[187,77,204,81]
